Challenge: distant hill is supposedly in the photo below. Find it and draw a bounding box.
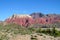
[4,12,60,27]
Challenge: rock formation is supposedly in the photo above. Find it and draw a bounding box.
[5,13,60,27]
[5,14,34,27]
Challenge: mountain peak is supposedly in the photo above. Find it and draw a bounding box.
[5,13,60,27]
[12,14,32,18]
[8,14,32,20]
[30,12,44,19]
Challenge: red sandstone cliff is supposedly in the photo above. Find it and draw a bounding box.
[5,14,34,27]
[5,13,60,27]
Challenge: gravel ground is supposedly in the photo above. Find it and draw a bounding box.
[9,33,60,40]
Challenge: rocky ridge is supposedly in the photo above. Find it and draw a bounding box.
[5,13,60,27]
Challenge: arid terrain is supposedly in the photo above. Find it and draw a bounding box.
[0,13,60,40]
[0,23,60,40]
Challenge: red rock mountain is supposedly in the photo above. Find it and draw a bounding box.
[5,13,60,27]
[5,14,34,27]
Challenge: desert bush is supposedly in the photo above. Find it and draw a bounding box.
[31,35,37,40]
[0,32,9,40]
[36,28,42,33]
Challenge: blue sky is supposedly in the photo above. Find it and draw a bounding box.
[0,0,60,21]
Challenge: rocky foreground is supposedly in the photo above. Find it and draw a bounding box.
[2,33,60,40]
[0,23,60,40]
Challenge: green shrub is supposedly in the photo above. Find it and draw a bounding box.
[36,28,42,33]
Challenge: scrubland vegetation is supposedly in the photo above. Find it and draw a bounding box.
[0,23,60,40]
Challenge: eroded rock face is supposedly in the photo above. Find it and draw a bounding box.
[30,13,60,24]
[5,13,60,27]
[5,14,34,27]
